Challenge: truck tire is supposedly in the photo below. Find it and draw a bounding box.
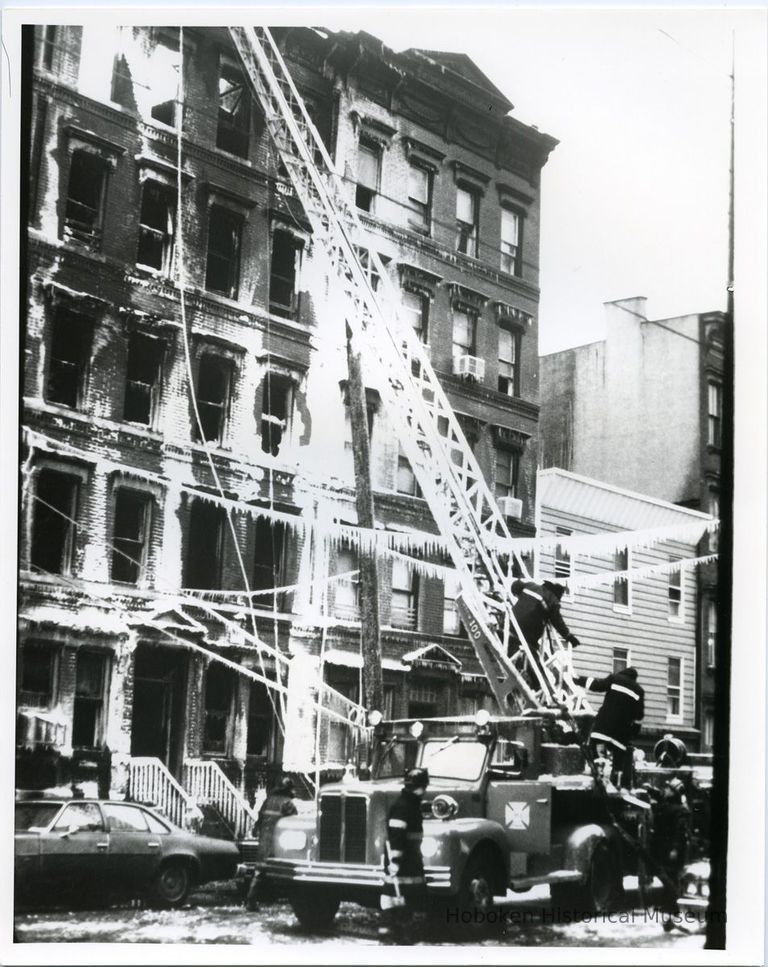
[551,841,621,914]
[290,888,340,932]
[458,851,502,916]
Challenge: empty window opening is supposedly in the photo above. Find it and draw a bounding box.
[185,499,225,590]
[253,518,287,610]
[217,58,251,158]
[124,332,164,425]
[137,181,176,274]
[456,186,479,257]
[64,150,107,246]
[356,140,380,213]
[31,469,79,575]
[206,205,242,299]
[195,355,231,444]
[613,547,629,607]
[20,643,57,709]
[203,663,235,755]
[391,560,418,630]
[149,29,181,127]
[260,373,293,456]
[500,208,520,274]
[498,328,521,397]
[46,309,91,409]
[72,651,108,749]
[407,163,431,231]
[269,231,302,319]
[112,489,151,584]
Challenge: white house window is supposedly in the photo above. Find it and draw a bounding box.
[668,560,683,619]
[667,657,682,719]
[500,207,520,274]
[707,380,722,448]
[612,647,630,675]
[613,546,630,609]
[456,186,479,257]
[391,560,418,630]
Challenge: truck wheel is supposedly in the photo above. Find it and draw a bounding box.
[552,842,621,914]
[459,852,500,916]
[290,888,340,933]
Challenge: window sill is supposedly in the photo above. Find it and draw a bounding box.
[612,604,632,615]
[667,616,685,625]
[665,717,684,726]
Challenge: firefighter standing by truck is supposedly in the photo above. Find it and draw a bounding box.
[380,767,429,941]
[246,776,298,910]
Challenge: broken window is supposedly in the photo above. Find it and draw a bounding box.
[203,663,235,755]
[64,150,107,247]
[185,499,225,590]
[72,651,108,749]
[391,560,418,630]
[111,489,151,584]
[124,332,164,425]
[356,140,380,213]
[269,230,302,319]
[217,57,251,158]
[19,643,57,709]
[206,205,242,299]
[260,373,293,456]
[31,469,79,575]
[46,308,91,409]
[149,29,181,127]
[501,207,521,275]
[137,181,176,274]
[498,327,521,397]
[456,185,479,258]
[252,517,286,608]
[195,354,231,444]
[407,162,431,231]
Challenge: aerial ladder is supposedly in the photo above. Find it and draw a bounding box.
[228,26,591,717]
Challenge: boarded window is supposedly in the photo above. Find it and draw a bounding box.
[217,58,251,158]
[203,664,235,755]
[613,547,629,607]
[391,560,418,630]
[195,355,231,444]
[206,206,242,299]
[269,231,302,319]
[112,489,151,584]
[47,309,91,409]
[456,186,478,257]
[500,208,520,274]
[355,141,380,212]
[20,643,57,709]
[407,163,431,230]
[31,469,79,575]
[137,181,176,273]
[498,327,520,397]
[72,651,107,748]
[185,499,225,590]
[260,373,292,456]
[124,332,163,425]
[64,150,107,246]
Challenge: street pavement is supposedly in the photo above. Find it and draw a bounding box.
[14,880,707,948]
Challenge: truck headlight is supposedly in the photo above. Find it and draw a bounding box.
[700,881,710,898]
[278,830,307,852]
[431,794,459,820]
[421,837,439,859]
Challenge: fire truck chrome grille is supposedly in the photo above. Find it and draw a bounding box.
[318,794,368,864]
[343,796,367,863]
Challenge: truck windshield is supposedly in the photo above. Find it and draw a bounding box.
[373,739,418,779]
[419,739,487,781]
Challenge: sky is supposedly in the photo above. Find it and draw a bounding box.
[321,7,765,353]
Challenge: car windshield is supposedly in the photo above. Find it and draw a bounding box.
[15,803,61,832]
[418,739,487,781]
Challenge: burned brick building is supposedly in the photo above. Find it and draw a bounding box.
[19,25,556,817]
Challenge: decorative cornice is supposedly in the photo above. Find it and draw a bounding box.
[446,281,489,311]
[494,301,533,330]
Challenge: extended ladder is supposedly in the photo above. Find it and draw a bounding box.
[229,26,590,715]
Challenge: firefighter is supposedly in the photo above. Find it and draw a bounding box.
[574,667,645,790]
[508,579,581,685]
[246,776,298,910]
[380,767,429,941]
[652,777,691,886]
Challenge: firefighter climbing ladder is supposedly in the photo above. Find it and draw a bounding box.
[228,26,591,716]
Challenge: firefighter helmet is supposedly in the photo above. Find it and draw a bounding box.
[403,767,429,792]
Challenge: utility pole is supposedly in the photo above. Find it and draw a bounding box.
[345,327,384,713]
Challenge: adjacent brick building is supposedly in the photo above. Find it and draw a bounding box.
[18,25,557,805]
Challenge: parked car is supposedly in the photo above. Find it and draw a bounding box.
[15,799,239,908]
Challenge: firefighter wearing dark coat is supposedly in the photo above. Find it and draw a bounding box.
[246,776,298,909]
[380,767,429,940]
[508,580,581,686]
[575,667,644,789]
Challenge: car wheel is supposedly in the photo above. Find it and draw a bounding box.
[290,888,340,932]
[150,861,191,908]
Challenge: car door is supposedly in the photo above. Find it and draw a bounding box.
[102,802,165,891]
[41,802,109,899]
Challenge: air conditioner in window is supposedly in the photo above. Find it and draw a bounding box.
[453,354,486,380]
[499,496,523,520]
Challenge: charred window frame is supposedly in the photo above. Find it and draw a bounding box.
[355,138,381,213]
[217,54,251,158]
[247,679,277,758]
[46,307,92,410]
[111,489,152,585]
[123,331,164,426]
[202,663,236,756]
[494,447,520,501]
[497,326,521,397]
[205,205,243,299]
[19,643,58,709]
[184,498,226,590]
[31,468,81,576]
[260,372,293,456]
[269,230,303,320]
[391,560,418,630]
[137,180,176,274]
[194,353,232,445]
[72,651,109,749]
[64,149,108,247]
